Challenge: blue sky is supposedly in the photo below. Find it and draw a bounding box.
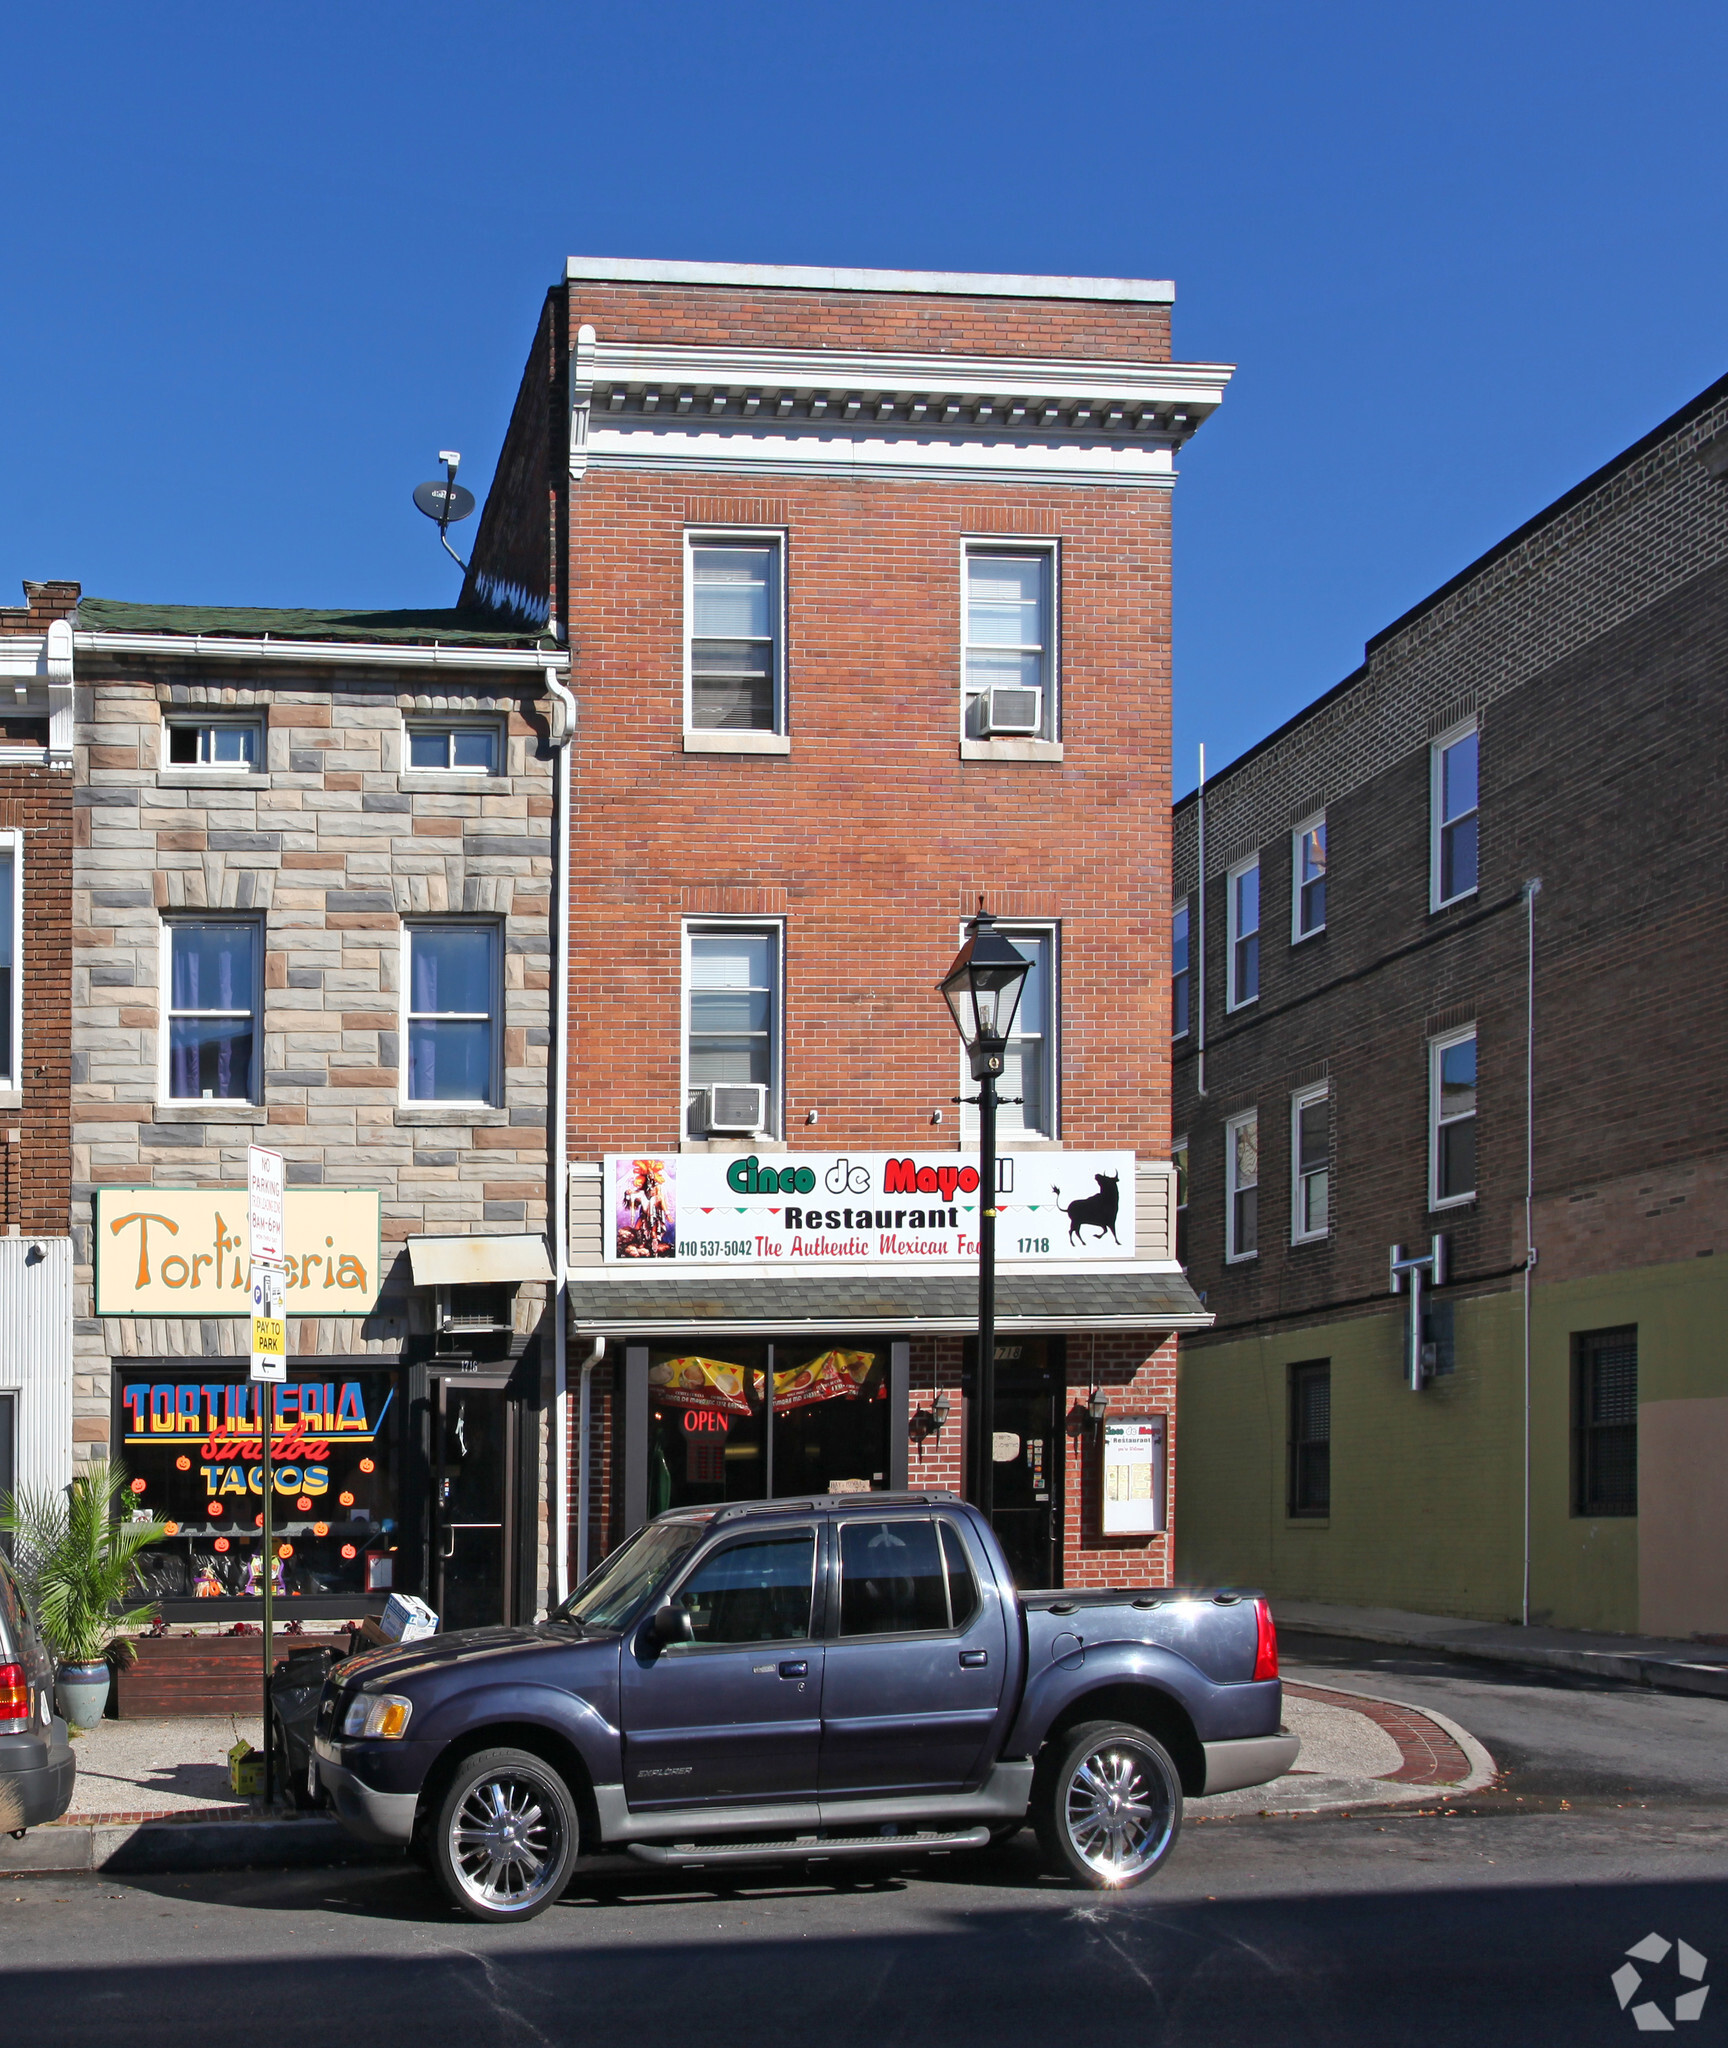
[4,1,1725,789]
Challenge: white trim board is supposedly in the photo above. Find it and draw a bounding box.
[566,256,1176,303]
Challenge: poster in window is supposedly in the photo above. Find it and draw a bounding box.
[1100,1416,1166,1536]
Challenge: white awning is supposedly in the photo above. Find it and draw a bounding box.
[406,1233,553,1287]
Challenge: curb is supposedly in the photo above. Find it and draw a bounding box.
[1281,1613,1728,1702]
[0,1814,398,1875]
[1286,1678,1498,1798]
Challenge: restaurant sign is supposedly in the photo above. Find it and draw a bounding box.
[94,1187,382,1316]
[606,1151,1136,1265]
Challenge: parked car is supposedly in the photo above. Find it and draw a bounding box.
[0,1548,76,1836]
[314,1491,1298,1922]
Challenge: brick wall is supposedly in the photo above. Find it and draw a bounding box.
[0,761,71,1236]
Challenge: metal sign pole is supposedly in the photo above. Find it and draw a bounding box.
[261,1385,274,1805]
[247,1145,286,1810]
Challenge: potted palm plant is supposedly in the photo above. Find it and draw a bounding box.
[0,1459,165,1729]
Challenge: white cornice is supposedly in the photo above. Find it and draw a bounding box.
[71,632,569,673]
[581,430,1181,491]
[566,255,1176,304]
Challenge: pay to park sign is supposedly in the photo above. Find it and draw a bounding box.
[606,1150,1137,1266]
[93,1187,382,1316]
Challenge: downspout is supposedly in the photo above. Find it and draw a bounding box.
[543,665,576,1608]
[1195,743,1208,1099]
[1521,877,1542,1627]
[575,1335,606,1586]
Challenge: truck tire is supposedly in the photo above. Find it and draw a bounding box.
[1033,1720,1183,1890]
[430,1747,580,1924]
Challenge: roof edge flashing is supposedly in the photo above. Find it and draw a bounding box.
[565,255,1176,305]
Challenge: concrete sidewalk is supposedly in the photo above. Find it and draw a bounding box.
[1275,1599,1728,1699]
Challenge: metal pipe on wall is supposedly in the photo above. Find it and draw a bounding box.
[1195,743,1208,1099]
[1522,877,1542,1628]
[542,669,576,1608]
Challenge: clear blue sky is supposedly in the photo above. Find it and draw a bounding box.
[5,1,1725,790]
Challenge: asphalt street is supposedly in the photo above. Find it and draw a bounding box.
[3,1641,1724,2048]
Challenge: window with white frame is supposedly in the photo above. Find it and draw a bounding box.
[685,924,782,1138]
[1172,1135,1189,1266]
[1291,1083,1330,1242]
[962,546,1055,742]
[686,534,783,733]
[1432,721,1479,908]
[1225,1110,1258,1262]
[1172,899,1191,1038]
[1430,1026,1477,1207]
[405,923,500,1104]
[164,716,262,770]
[1292,813,1327,940]
[0,835,20,1090]
[1227,855,1260,1009]
[164,920,259,1101]
[404,720,502,773]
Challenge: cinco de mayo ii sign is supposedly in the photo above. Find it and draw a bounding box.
[94,1187,382,1316]
[606,1151,1136,1266]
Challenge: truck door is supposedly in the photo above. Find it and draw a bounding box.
[620,1523,824,1810]
[818,1514,1007,1797]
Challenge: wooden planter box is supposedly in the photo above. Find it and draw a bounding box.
[112,1632,350,1719]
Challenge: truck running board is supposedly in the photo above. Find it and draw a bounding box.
[624,1825,994,1870]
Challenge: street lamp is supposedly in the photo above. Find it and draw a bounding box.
[939,908,1032,1525]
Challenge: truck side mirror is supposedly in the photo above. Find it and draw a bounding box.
[649,1602,693,1649]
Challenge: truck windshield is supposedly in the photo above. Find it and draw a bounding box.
[557,1521,706,1631]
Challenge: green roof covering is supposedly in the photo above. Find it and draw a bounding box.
[77,599,552,648]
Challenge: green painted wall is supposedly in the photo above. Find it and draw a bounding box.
[1175,1256,1725,1631]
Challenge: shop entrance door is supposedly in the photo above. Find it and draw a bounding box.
[433,1375,516,1630]
[987,1341,1063,1591]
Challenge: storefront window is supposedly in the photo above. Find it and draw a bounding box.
[646,1338,891,1512]
[116,1367,404,1611]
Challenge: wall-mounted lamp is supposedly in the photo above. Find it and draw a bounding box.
[931,1391,952,1433]
[1087,1386,1110,1428]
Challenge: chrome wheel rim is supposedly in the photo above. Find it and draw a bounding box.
[450,1772,566,1912]
[1063,1739,1174,1884]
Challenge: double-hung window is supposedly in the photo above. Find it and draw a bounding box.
[165,921,259,1101]
[1172,899,1191,1038]
[962,546,1055,742]
[405,924,499,1104]
[685,924,781,1139]
[405,721,501,773]
[1293,813,1327,940]
[1287,1362,1331,1517]
[1572,1327,1637,1518]
[958,924,1055,1139]
[686,534,783,734]
[1432,721,1479,908]
[0,835,19,1090]
[1291,1084,1330,1241]
[1225,1110,1258,1262]
[1227,856,1260,1009]
[165,718,261,770]
[1429,1026,1477,1207]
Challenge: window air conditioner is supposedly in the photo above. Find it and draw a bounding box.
[983,684,1042,735]
[706,1083,769,1134]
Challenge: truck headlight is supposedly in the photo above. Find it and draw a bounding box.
[341,1692,413,1739]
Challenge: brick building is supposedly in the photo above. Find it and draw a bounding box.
[63,599,570,1625]
[1171,370,1728,1636]
[464,257,1226,1595]
[0,582,76,1506]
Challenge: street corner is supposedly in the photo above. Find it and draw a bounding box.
[1189,1679,1496,1820]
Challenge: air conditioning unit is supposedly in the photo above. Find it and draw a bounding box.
[706,1083,768,1134]
[983,684,1042,735]
[436,1284,514,1337]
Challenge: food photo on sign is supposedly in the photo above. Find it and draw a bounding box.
[117,1370,403,1605]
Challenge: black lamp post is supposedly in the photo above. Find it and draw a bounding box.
[939,908,1033,1526]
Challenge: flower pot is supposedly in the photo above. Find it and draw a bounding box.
[56,1660,111,1729]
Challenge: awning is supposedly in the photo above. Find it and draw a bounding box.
[407,1233,554,1288]
[565,1266,1210,1339]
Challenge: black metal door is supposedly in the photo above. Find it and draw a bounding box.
[433,1375,516,1630]
[986,1340,1063,1591]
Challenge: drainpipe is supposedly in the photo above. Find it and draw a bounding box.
[542,665,576,1608]
[575,1335,606,1586]
[1195,743,1208,1099]
[1521,877,1542,1628]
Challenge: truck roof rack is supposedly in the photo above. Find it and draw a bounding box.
[708,1490,962,1525]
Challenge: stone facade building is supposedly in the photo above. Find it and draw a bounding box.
[65,601,570,1624]
[1172,369,1728,1636]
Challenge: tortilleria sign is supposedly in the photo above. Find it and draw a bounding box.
[605,1151,1136,1266]
[94,1187,382,1316]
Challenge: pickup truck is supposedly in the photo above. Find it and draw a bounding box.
[313,1491,1298,1923]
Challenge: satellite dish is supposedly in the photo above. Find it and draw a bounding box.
[414,480,476,524]
[414,451,475,573]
